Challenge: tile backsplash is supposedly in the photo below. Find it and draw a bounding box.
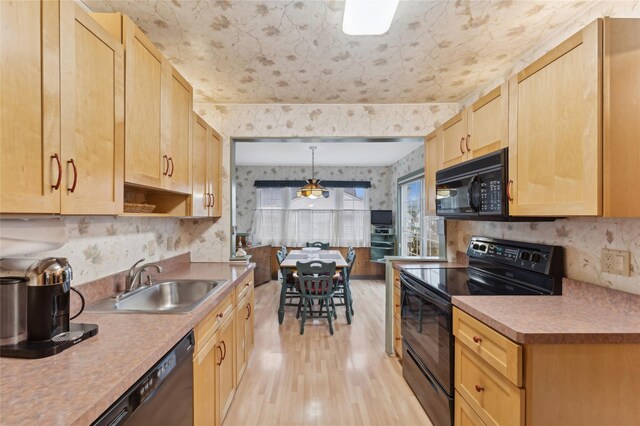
[457,218,640,295]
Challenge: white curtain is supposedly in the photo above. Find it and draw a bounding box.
[251,188,371,247]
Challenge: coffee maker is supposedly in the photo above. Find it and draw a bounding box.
[0,257,98,359]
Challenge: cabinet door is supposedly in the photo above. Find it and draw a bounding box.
[163,65,192,194]
[467,83,508,159]
[235,293,249,383]
[210,129,223,217]
[59,2,124,214]
[193,335,217,426]
[123,16,164,189]
[442,110,468,168]
[215,312,236,426]
[425,128,442,213]
[509,21,601,216]
[0,0,60,213]
[192,114,209,217]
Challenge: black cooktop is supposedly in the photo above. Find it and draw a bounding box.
[401,266,545,300]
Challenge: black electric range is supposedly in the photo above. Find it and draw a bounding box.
[400,236,563,426]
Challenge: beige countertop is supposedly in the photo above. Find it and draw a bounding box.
[452,279,640,345]
[0,262,255,426]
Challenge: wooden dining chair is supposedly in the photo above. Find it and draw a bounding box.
[296,261,337,335]
[306,241,330,250]
[333,247,356,323]
[276,248,299,324]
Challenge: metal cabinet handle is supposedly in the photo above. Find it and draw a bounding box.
[221,340,227,361]
[216,345,223,366]
[472,335,482,343]
[163,155,169,176]
[168,157,174,177]
[246,303,251,320]
[67,159,78,193]
[465,134,471,151]
[475,384,485,392]
[211,193,215,207]
[51,154,62,190]
[460,137,465,154]
[507,180,514,202]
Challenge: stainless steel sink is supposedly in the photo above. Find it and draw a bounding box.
[85,279,225,313]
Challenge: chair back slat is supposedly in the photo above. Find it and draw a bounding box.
[276,249,286,266]
[306,241,330,250]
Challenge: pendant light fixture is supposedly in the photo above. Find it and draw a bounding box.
[296,146,329,199]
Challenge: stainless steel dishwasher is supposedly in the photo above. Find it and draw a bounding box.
[93,331,194,426]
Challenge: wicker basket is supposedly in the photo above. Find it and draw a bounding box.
[123,202,156,213]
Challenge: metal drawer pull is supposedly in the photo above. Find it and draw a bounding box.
[51,154,62,190]
[472,335,482,343]
[217,312,224,318]
[475,384,485,392]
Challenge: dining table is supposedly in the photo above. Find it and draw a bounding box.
[277,249,348,324]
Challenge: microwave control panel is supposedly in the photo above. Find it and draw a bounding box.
[480,178,502,213]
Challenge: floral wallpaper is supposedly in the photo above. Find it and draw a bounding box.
[85,0,638,104]
[192,102,456,261]
[457,219,640,295]
[235,165,393,234]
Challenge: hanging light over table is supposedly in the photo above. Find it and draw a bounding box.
[296,146,329,199]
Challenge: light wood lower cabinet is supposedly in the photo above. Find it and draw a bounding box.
[193,272,254,426]
[393,268,402,359]
[453,307,640,426]
[215,311,236,425]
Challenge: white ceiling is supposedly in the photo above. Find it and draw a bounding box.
[235,140,423,166]
[84,0,637,104]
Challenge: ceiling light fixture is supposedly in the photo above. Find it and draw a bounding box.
[296,146,329,199]
[342,0,400,36]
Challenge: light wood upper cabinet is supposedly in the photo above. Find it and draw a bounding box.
[210,130,223,218]
[509,21,601,217]
[59,2,124,215]
[467,83,508,160]
[425,128,442,214]
[440,83,508,171]
[509,18,640,217]
[162,65,192,194]
[442,111,468,168]
[1,0,60,213]
[192,115,209,217]
[92,13,193,196]
[192,114,222,218]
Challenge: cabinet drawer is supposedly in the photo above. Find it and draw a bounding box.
[194,292,233,352]
[455,343,524,426]
[453,308,522,386]
[235,272,254,303]
[455,391,486,426]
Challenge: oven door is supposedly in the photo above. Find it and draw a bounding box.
[401,274,453,395]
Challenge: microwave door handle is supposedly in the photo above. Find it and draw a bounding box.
[467,174,480,213]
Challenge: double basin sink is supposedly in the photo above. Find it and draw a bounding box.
[86,279,226,314]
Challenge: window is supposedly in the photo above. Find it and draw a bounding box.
[252,187,370,247]
[398,171,445,258]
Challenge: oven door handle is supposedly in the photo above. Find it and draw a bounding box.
[400,276,450,312]
[467,174,480,213]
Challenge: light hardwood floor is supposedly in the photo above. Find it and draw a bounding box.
[223,279,433,426]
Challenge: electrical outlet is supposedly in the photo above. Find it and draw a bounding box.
[601,248,631,277]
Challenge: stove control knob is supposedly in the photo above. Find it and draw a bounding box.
[520,251,530,261]
[472,243,480,250]
[531,253,541,263]
[479,245,487,252]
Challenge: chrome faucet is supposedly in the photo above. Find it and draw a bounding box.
[125,258,164,292]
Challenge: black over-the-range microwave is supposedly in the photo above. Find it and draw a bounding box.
[435,148,510,221]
